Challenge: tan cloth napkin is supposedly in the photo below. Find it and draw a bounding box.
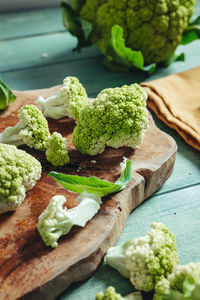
[141,66,200,151]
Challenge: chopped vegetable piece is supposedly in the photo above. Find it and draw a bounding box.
[0,143,42,213]
[72,84,148,155]
[0,104,50,151]
[35,76,88,121]
[45,132,70,166]
[105,223,179,292]
[38,191,101,248]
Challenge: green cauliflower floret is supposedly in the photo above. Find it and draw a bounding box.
[96,286,124,300]
[96,286,143,300]
[45,132,70,166]
[72,83,148,155]
[38,191,101,248]
[80,0,195,64]
[35,76,88,121]
[0,104,50,151]
[0,143,42,213]
[154,262,200,300]
[105,223,179,292]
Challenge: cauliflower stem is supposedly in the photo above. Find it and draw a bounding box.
[35,76,88,121]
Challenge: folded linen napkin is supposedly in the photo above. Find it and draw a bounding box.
[141,66,200,151]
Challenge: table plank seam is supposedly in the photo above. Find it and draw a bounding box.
[0,30,66,42]
[0,54,102,74]
[153,182,200,198]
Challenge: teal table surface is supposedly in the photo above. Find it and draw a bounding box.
[0,3,200,300]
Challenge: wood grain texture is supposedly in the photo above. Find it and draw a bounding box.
[0,87,177,300]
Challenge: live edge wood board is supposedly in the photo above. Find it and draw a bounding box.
[0,86,177,300]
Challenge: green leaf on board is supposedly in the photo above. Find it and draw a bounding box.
[49,157,132,197]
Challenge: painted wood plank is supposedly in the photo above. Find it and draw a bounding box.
[58,184,200,300]
[154,126,200,196]
[0,8,63,40]
[1,36,200,95]
[0,28,200,75]
[0,32,100,72]
[0,55,148,93]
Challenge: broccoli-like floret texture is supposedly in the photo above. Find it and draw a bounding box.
[96,286,143,300]
[0,104,50,151]
[35,76,88,121]
[38,191,101,248]
[45,132,70,166]
[105,223,179,292]
[154,262,200,300]
[72,83,148,155]
[0,143,42,213]
[80,0,195,64]
[96,286,124,300]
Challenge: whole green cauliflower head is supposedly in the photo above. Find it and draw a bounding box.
[80,0,195,64]
[154,262,200,300]
[72,83,148,155]
[0,143,42,213]
[45,132,70,166]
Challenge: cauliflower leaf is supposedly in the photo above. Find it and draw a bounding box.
[49,157,132,197]
[0,79,16,110]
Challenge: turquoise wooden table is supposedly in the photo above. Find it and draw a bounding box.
[0,3,200,300]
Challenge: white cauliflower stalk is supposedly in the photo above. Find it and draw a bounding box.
[35,76,88,121]
[38,191,101,248]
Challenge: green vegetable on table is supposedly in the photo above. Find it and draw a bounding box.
[105,222,179,292]
[38,157,132,247]
[154,262,200,300]
[0,79,16,110]
[96,286,142,300]
[35,76,88,121]
[72,83,148,155]
[61,0,198,72]
[0,103,70,166]
[0,143,42,214]
[45,132,70,167]
[0,104,50,151]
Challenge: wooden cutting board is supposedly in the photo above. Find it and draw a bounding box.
[0,86,177,300]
